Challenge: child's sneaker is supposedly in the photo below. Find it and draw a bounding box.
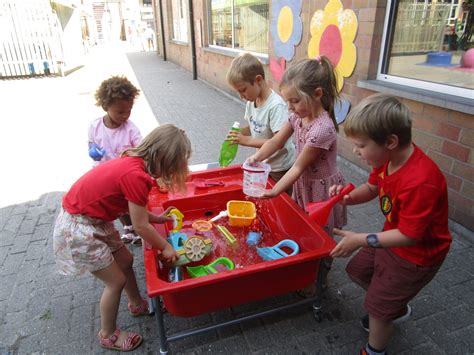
[360,304,412,332]
[121,226,141,245]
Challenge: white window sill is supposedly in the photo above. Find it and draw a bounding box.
[357,80,473,115]
[203,46,269,65]
[169,40,188,46]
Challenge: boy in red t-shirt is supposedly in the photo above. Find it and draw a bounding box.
[329,94,452,355]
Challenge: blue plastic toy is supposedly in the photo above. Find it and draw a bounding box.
[89,143,105,161]
[246,231,262,246]
[167,231,187,250]
[257,239,299,261]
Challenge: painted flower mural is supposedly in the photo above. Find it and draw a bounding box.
[270,0,303,61]
[307,0,357,91]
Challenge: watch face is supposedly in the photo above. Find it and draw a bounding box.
[367,234,379,247]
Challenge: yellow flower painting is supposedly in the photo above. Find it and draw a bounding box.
[308,0,357,91]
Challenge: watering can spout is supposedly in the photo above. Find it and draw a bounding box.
[306,183,355,226]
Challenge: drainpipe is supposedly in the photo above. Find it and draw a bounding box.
[158,0,167,61]
[188,0,197,80]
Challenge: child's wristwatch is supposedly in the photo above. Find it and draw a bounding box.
[366,233,381,248]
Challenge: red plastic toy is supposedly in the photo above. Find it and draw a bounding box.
[306,183,355,226]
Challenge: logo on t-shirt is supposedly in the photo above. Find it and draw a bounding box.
[380,195,392,216]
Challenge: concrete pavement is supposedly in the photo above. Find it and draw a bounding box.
[0,43,473,354]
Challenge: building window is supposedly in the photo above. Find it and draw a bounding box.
[378,0,473,98]
[209,0,269,55]
[170,0,188,42]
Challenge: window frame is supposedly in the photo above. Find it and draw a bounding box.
[169,0,188,43]
[206,0,269,58]
[377,0,473,99]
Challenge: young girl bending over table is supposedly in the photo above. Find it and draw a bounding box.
[53,124,191,352]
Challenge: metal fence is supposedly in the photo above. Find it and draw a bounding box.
[392,2,450,54]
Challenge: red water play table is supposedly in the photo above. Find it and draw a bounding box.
[144,164,335,354]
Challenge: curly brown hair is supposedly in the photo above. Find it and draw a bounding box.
[95,76,140,110]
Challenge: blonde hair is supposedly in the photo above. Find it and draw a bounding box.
[344,94,412,147]
[95,76,140,111]
[123,124,192,192]
[227,52,265,85]
[280,57,339,131]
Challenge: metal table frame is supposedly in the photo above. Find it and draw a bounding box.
[149,264,329,354]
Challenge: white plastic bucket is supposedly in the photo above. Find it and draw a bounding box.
[242,161,271,197]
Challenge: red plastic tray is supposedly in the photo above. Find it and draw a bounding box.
[144,165,335,317]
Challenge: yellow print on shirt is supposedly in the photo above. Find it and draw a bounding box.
[379,186,393,222]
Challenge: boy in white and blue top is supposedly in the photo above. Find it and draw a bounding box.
[226,53,296,190]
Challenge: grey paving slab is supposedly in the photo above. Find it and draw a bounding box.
[0,46,472,355]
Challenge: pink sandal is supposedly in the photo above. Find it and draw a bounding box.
[98,328,142,351]
[128,298,150,317]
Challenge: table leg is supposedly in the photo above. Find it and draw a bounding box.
[153,297,169,354]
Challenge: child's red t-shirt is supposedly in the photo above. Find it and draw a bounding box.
[63,156,154,221]
[368,144,452,266]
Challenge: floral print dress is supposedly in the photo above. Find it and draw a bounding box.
[289,111,347,234]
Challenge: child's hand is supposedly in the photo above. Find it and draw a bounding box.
[246,155,260,166]
[155,206,176,224]
[225,129,240,143]
[330,228,365,258]
[88,143,105,161]
[329,184,351,205]
[226,131,249,146]
[160,243,179,264]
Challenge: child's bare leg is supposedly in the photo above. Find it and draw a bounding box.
[92,261,130,342]
[112,246,143,306]
[368,315,393,351]
[119,214,132,229]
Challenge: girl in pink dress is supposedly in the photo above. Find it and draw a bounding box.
[247,57,347,293]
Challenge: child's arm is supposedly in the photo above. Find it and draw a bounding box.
[247,122,293,164]
[264,144,321,198]
[128,201,179,263]
[330,228,416,258]
[329,182,378,205]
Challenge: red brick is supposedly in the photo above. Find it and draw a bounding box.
[450,111,474,130]
[358,21,375,35]
[442,171,462,191]
[359,8,377,21]
[460,129,474,147]
[412,131,443,152]
[427,150,453,172]
[402,99,424,114]
[412,114,436,132]
[437,122,461,141]
[423,105,448,122]
[452,161,474,182]
[448,189,472,207]
[441,141,470,162]
[355,35,373,49]
[461,180,474,200]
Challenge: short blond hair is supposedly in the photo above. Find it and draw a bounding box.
[344,94,412,146]
[226,52,265,85]
[123,124,191,192]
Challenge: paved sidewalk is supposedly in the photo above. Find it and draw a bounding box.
[0,45,473,355]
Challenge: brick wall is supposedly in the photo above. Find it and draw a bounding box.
[155,1,473,231]
[333,3,474,231]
